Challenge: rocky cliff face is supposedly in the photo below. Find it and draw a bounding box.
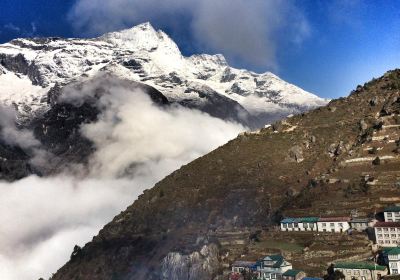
[51,70,400,279]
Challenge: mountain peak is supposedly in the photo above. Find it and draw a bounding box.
[99,22,181,55]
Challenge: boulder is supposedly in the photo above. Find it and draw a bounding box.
[288,145,304,163]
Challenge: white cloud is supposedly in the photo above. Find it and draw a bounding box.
[0,74,245,279]
[0,106,40,149]
[68,0,310,69]
[0,176,136,280]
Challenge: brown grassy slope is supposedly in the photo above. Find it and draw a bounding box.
[52,70,400,280]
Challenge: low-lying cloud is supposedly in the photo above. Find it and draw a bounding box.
[68,0,310,69]
[0,106,40,149]
[0,75,245,280]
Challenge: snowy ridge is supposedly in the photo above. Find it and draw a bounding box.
[0,22,328,126]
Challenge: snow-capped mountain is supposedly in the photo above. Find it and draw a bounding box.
[0,22,327,127]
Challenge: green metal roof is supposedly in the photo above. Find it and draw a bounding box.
[268,254,283,261]
[281,217,319,223]
[283,269,303,277]
[335,262,386,271]
[300,217,319,222]
[262,254,286,268]
[388,248,400,255]
[384,206,400,212]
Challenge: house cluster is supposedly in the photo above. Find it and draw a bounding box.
[279,206,400,248]
[230,205,400,280]
[280,216,375,233]
[230,254,388,280]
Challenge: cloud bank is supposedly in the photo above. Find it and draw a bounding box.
[68,0,310,69]
[0,75,245,280]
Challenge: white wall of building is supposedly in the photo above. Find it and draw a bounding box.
[317,221,350,233]
[280,222,317,232]
[384,211,400,222]
[375,227,400,247]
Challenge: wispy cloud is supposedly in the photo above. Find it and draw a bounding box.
[3,23,21,33]
[2,22,38,37]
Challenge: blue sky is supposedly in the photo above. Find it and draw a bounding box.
[0,0,399,99]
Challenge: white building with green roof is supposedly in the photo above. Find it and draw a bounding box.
[280,217,319,232]
[257,254,292,280]
[387,247,400,275]
[334,262,388,280]
[384,206,400,222]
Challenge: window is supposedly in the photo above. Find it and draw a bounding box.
[339,223,343,228]
[283,224,287,228]
[386,240,391,244]
[288,224,293,228]
[393,269,399,274]
[378,234,383,238]
[391,228,396,232]
[379,240,384,244]
[294,223,298,228]
[304,223,308,228]
[392,234,397,238]
[388,213,393,217]
[346,270,351,275]
[377,228,382,232]
[330,223,335,227]
[385,234,390,238]
[384,228,389,232]
[322,223,326,227]
[390,262,398,268]
[272,274,276,279]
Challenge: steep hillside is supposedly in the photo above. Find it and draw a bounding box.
[52,70,400,280]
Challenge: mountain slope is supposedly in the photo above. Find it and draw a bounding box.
[0,22,327,128]
[51,71,400,279]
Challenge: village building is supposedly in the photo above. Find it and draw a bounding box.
[316,217,351,233]
[374,222,400,247]
[302,278,322,280]
[257,254,292,280]
[387,247,400,275]
[280,217,319,232]
[231,260,258,274]
[383,206,400,222]
[282,269,306,280]
[334,262,388,280]
[349,218,376,232]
